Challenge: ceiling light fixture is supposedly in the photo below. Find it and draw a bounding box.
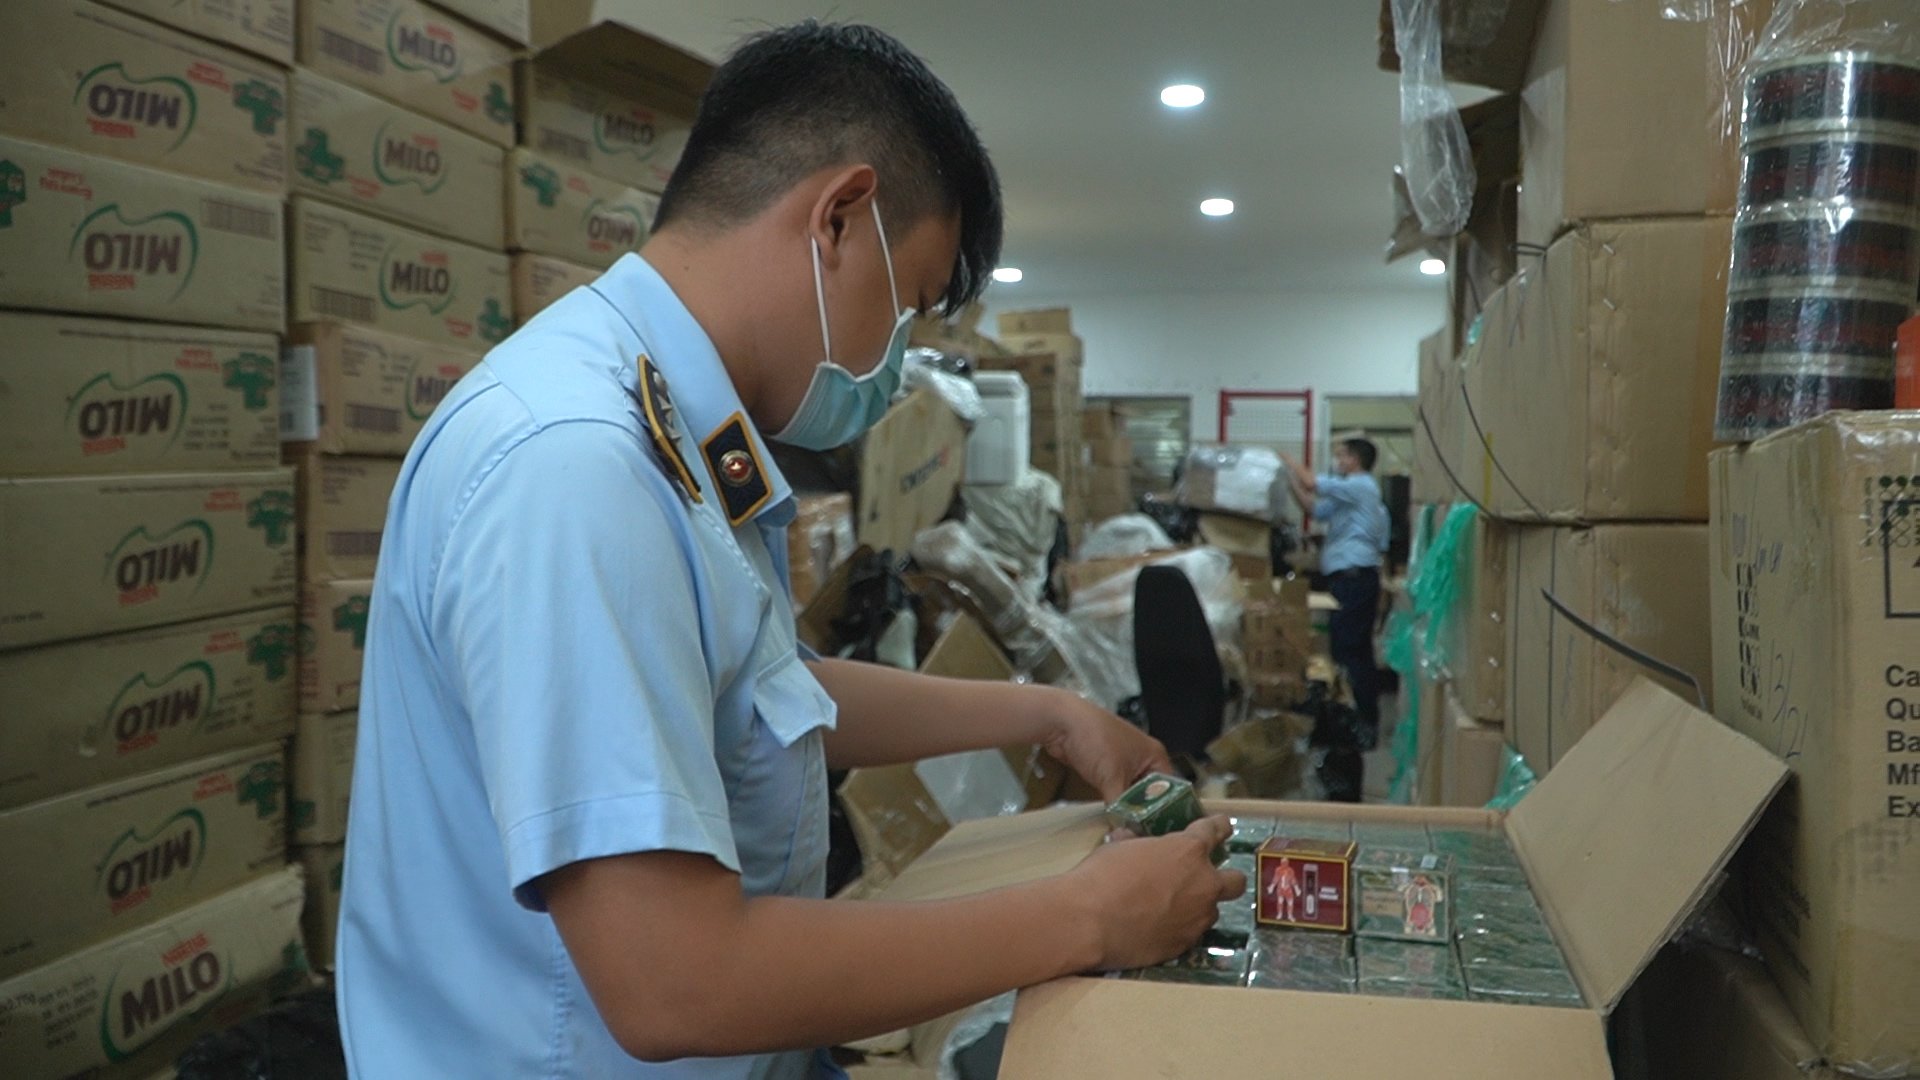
[1160,83,1205,109]
[1420,258,1447,276]
[1200,198,1235,218]
[992,267,1024,284]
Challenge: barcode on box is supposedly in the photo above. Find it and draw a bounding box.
[347,405,402,434]
[319,29,383,75]
[203,199,276,240]
[327,532,383,558]
[538,130,592,163]
[310,287,374,324]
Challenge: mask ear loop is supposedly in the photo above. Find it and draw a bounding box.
[871,199,901,322]
[810,235,833,365]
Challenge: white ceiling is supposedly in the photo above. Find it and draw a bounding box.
[611,1,1443,300]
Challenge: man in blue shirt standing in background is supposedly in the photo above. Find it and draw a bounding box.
[1283,439,1390,745]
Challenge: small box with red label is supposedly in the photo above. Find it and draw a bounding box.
[1255,837,1356,932]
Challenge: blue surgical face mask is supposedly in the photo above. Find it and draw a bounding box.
[773,201,917,451]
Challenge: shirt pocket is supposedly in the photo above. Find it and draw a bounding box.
[731,655,834,897]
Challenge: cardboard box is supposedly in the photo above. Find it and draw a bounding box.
[997,308,1073,336]
[1708,412,1920,1071]
[300,579,373,713]
[290,67,506,249]
[0,470,297,651]
[1088,436,1133,468]
[297,843,346,971]
[510,251,601,323]
[0,313,281,477]
[1441,696,1508,809]
[98,0,294,65]
[1081,403,1119,442]
[0,136,285,333]
[0,608,298,812]
[1519,0,1771,245]
[1507,523,1712,772]
[518,64,692,194]
[856,389,967,555]
[0,867,306,1079]
[1457,218,1730,522]
[428,0,529,45]
[1632,947,1843,1080]
[294,452,402,581]
[290,197,513,351]
[282,321,483,457]
[1442,511,1510,724]
[789,493,856,610]
[1411,329,1462,506]
[861,680,1786,1078]
[507,147,659,268]
[0,743,287,981]
[0,1,288,193]
[298,0,516,147]
[291,710,357,845]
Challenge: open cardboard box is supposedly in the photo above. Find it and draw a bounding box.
[860,679,1787,1078]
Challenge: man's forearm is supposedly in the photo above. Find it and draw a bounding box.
[810,657,1061,770]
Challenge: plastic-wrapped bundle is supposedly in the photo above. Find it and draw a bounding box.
[1428,826,1519,871]
[1226,816,1278,855]
[1716,47,1920,439]
[1132,941,1249,986]
[1355,938,1464,991]
[1246,929,1356,993]
[1464,963,1585,1007]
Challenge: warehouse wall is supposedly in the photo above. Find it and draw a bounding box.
[984,287,1443,441]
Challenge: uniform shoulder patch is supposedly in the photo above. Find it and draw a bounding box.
[701,412,771,526]
[628,355,702,504]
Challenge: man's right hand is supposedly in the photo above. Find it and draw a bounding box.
[1068,816,1246,972]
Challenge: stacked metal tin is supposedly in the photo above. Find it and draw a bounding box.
[1715,50,1920,440]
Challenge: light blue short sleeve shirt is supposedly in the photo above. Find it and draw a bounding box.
[1313,473,1389,574]
[337,254,837,1079]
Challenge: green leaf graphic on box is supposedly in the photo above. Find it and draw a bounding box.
[246,489,295,546]
[273,942,311,995]
[334,594,372,648]
[104,520,214,596]
[478,298,510,343]
[485,82,512,126]
[73,63,198,152]
[247,623,297,681]
[520,161,560,207]
[103,661,217,747]
[67,205,200,301]
[291,798,315,829]
[0,160,24,228]
[68,370,189,451]
[295,127,345,184]
[238,760,283,818]
[232,79,283,135]
[94,807,207,895]
[386,10,462,84]
[224,352,276,410]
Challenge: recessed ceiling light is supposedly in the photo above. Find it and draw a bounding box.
[1420,258,1447,276]
[992,267,1024,284]
[1160,83,1205,109]
[1200,198,1235,218]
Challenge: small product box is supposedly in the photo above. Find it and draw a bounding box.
[1246,929,1355,993]
[1226,815,1276,854]
[1354,848,1454,943]
[1133,941,1249,987]
[1105,773,1226,864]
[1256,837,1356,931]
[1357,938,1465,992]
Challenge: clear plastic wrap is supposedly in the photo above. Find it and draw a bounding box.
[1356,937,1465,990]
[899,348,984,422]
[1077,513,1175,560]
[1428,825,1520,870]
[936,991,1016,1080]
[1062,546,1246,710]
[1387,0,1476,236]
[1226,816,1279,855]
[960,470,1063,604]
[1353,822,1434,851]
[1173,445,1282,519]
[1464,963,1585,1007]
[1354,849,1454,944]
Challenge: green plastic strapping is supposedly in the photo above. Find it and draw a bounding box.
[1486,748,1537,811]
[1384,504,1479,802]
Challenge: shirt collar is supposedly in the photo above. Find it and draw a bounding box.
[590,253,792,520]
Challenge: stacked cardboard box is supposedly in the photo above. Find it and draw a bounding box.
[1242,579,1316,710]
[0,5,309,1060]
[985,309,1086,528]
[1081,403,1134,523]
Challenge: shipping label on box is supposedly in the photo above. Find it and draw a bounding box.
[297,843,346,971]
[0,470,298,651]
[507,148,659,268]
[0,743,287,981]
[295,452,401,581]
[291,710,357,845]
[0,1,288,193]
[301,579,373,713]
[291,197,512,350]
[1709,412,1920,1070]
[290,67,506,249]
[0,313,281,477]
[97,0,296,66]
[519,65,692,194]
[0,867,306,1079]
[0,608,298,812]
[510,251,601,324]
[0,136,285,333]
[283,321,482,456]
[298,0,516,147]
[428,0,530,45]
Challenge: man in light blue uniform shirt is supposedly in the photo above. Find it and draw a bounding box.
[1284,439,1390,742]
[338,23,1243,1079]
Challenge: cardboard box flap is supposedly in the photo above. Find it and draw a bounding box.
[1508,678,1788,1013]
[528,14,712,117]
[862,804,1108,904]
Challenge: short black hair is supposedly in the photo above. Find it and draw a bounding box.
[1342,438,1378,472]
[654,21,1002,315]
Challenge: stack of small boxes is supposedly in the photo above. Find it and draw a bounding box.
[981,308,1087,535]
[0,2,317,1073]
[1081,402,1134,524]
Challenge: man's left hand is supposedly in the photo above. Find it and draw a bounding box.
[1033,687,1175,800]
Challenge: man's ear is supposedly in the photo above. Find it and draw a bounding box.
[808,165,879,271]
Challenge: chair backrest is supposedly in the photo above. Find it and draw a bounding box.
[1132,565,1225,762]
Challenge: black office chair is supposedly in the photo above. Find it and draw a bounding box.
[1132,565,1227,769]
